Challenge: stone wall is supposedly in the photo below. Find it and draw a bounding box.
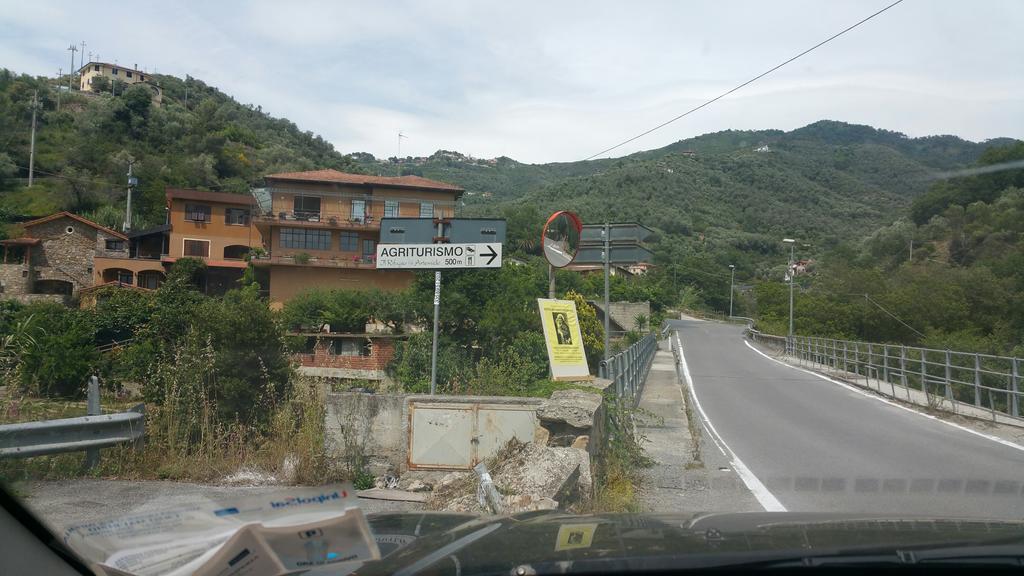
[0,263,31,299]
[27,218,101,291]
[591,300,651,332]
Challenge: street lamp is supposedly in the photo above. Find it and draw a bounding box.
[728,264,735,318]
[782,238,796,352]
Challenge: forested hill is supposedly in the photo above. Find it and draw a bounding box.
[474,122,1010,242]
[0,69,359,229]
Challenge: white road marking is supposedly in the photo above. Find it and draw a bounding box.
[743,340,1024,454]
[674,333,787,512]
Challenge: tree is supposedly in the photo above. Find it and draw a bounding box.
[565,290,604,372]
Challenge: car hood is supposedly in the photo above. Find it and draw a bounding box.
[359,510,1024,574]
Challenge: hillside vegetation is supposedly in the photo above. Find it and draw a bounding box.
[0,69,358,228]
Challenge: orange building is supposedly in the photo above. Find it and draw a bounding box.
[252,169,463,308]
[91,189,264,294]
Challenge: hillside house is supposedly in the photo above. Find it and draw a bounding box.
[0,212,129,303]
[78,61,162,103]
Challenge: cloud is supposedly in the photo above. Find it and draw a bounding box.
[1,0,1021,163]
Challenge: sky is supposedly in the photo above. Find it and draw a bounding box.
[2,0,1022,164]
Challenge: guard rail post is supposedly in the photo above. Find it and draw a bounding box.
[843,341,848,374]
[1013,358,1020,418]
[85,375,101,469]
[944,349,953,401]
[974,353,982,408]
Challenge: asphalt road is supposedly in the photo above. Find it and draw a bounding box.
[669,318,1024,520]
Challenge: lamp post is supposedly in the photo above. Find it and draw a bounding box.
[728,264,735,318]
[783,238,796,353]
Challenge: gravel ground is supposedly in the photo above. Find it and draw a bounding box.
[17,479,423,535]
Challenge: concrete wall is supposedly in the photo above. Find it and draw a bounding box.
[590,300,651,332]
[324,392,601,475]
[268,266,413,308]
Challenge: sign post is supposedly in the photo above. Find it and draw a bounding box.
[430,271,441,394]
[576,222,654,363]
[377,218,506,395]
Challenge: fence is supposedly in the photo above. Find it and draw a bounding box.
[0,376,145,468]
[599,332,658,406]
[748,330,1023,421]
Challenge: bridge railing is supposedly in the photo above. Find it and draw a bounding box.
[599,332,658,406]
[747,329,1023,420]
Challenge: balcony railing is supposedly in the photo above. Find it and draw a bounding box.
[250,253,377,269]
[253,210,380,229]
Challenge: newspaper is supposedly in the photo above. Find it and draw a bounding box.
[62,486,379,576]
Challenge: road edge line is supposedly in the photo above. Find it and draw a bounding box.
[675,333,787,512]
[743,339,1024,454]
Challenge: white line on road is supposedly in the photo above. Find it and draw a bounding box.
[743,340,1024,454]
[674,333,787,512]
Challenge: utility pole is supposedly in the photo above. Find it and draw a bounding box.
[783,238,796,353]
[728,264,735,317]
[56,69,61,111]
[79,41,87,71]
[397,131,407,176]
[603,223,610,362]
[27,91,39,187]
[67,44,78,92]
[124,161,136,232]
[909,238,914,263]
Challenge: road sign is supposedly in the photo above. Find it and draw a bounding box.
[379,219,438,244]
[572,244,654,264]
[376,243,502,269]
[379,218,507,244]
[448,218,506,244]
[580,223,653,244]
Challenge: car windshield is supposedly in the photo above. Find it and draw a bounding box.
[2,1,1024,574]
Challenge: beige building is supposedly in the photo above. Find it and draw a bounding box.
[252,169,463,308]
[78,61,162,103]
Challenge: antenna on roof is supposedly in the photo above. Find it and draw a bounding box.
[397,131,408,176]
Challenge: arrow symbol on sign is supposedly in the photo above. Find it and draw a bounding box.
[483,245,498,265]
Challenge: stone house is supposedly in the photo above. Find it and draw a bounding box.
[0,212,129,304]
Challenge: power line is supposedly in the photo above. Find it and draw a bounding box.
[861,293,925,338]
[583,0,906,161]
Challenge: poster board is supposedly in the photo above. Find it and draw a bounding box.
[537,298,591,381]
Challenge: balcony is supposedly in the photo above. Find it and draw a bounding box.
[250,253,377,269]
[253,210,380,231]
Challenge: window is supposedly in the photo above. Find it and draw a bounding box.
[183,239,210,257]
[126,71,133,79]
[351,199,366,222]
[419,202,434,218]
[225,208,250,225]
[384,200,399,218]
[105,239,125,251]
[137,271,162,289]
[293,196,321,218]
[223,245,249,260]
[340,232,359,252]
[112,68,119,75]
[280,228,330,250]
[184,203,211,222]
[139,74,145,81]
[331,339,370,357]
[362,239,375,256]
[93,65,99,72]
[116,270,133,284]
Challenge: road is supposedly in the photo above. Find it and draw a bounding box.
[669,318,1024,520]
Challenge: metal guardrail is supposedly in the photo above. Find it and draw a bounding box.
[0,376,145,467]
[599,332,658,406]
[748,330,1024,419]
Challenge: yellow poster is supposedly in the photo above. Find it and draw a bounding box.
[554,522,598,551]
[538,298,591,380]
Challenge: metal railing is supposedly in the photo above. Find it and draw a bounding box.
[748,330,1023,420]
[0,376,145,468]
[599,332,658,406]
